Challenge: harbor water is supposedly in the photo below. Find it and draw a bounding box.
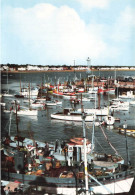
[1,70,135,167]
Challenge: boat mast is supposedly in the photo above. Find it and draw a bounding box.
[82,113,88,195]
[88,173,113,194]
[91,114,95,153]
[15,100,19,146]
[91,93,96,153]
[74,59,76,82]
[28,82,30,110]
[114,66,117,85]
[123,123,129,165]
[7,67,9,94]
[20,73,22,95]
[8,111,13,136]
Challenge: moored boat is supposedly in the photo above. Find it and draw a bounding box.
[118,126,135,137]
[1,135,134,195]
[51,108,95,122]
[103,115,115,125]
[13,109,38,116]
[119,90,135,99]
[1,111,134,195]
[30,99,45,108]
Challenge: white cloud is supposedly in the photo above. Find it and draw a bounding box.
[4,4,112,64]
[3,3,133,65]
[111,6,135,42]
[76,0,110,10]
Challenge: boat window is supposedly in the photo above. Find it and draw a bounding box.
[69,147,73,150]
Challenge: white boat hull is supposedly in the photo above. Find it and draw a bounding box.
[22,177,134,195]
[130,101,135,105]
[63,95,76,99]
[13,110,38,116]
[31,103,44,108]
[51,113,94,122]
[2,94,13,97]
[103,116,115,125]
[46,103,57,106]
[110,105,129,111]
[89,177,134,194]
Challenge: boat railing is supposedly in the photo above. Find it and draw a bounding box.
[87,167,135,183]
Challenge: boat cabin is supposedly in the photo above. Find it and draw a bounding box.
[65,138,92,163]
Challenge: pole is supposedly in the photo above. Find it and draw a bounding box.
[82,113,88,195]
[20,73,22,95]
[15,100,19,146]
[7,67,9,94]
[28,82,30,110]
[88,173,113,194]
[91,114,95,153]
[15,101,19,134]
[123,123,129,165]
[8,111,12,136]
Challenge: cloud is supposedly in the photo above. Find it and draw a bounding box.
[76,0,110,10]
[3,3,111,64]
[2,3,134,65]
[111,6,135,42]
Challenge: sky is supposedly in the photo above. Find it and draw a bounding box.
[1,0,135,66]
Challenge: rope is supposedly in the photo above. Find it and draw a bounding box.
[86,123,106,153]
[99,124,119,155]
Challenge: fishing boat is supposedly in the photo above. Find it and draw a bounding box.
[119,90,135,99]
[109,103,129,111]
[109,98,123,105]
[88,87,98,94]
[63,93,76,99]
[13,108,38,116]
[12,99,38,116]
[0,102,6,107]
[51,108,95,122]
[82,97,95,102]
[1,117,134,194]
[30,99,45,108]
[2,92,13,97]
[98,85,115,95]
[105,88,115,94]
[103,115,115,125]
[11,100,20,104]
[19,87,39,98]
[23,98,34,103]
[118,126,135,137]
[129,100,135,106]
[45,100,62,106]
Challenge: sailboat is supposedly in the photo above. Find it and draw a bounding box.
[103,87,115,126]
[13,84,38,116]
[77,93,108,117]
[51,107,96,122]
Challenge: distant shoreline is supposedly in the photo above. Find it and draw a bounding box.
[1,69,134,74]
